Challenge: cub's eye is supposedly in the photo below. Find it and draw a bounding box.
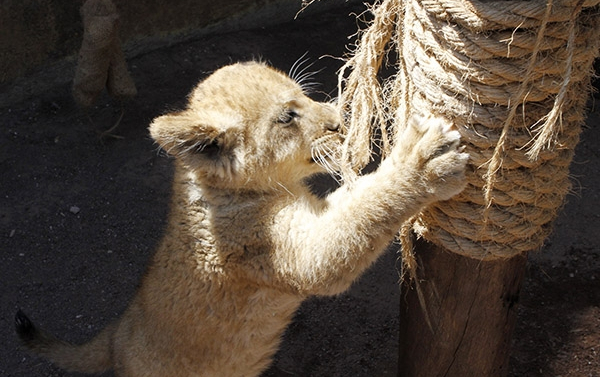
[277,110,298,126]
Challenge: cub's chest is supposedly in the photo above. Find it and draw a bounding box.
[205,200,275,250]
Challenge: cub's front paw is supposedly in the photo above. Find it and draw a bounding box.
[412,115,469,201]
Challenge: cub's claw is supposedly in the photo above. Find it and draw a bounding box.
[408,115,469,201]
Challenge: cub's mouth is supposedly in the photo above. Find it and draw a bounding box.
[309,137,342,174]
[309,156,330,164]
[309,152,338,165]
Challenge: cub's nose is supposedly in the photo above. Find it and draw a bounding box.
[326,122,340,132]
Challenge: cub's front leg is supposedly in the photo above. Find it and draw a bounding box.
[274,115,469,295]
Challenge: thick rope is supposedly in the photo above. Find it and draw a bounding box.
[338,0,600,260]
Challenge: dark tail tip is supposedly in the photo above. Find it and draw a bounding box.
[15,310,37,343]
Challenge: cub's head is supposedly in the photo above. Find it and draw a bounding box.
[150,61,342,190]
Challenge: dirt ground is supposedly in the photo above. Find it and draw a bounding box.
[1,3,599,377]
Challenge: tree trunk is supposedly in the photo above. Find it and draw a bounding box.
[398,238,527,377]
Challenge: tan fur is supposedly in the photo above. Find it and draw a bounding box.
[17,61,468,377]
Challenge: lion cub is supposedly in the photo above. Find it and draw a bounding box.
[16,61,468,377]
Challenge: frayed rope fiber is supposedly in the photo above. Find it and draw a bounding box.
[337,0,600,260]
[73,0,137,107]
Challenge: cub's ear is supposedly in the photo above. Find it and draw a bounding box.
[149,112,222,158]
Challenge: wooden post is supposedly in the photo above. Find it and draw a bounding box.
[333,0,599,373]
[398,239,527,377]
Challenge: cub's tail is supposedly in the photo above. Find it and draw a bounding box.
[15,310,114,373]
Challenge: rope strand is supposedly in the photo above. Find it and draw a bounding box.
[338,0,600,260]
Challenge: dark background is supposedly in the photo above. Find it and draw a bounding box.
[1,3,599,376]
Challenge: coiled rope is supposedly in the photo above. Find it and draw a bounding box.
[337,0,600,262]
